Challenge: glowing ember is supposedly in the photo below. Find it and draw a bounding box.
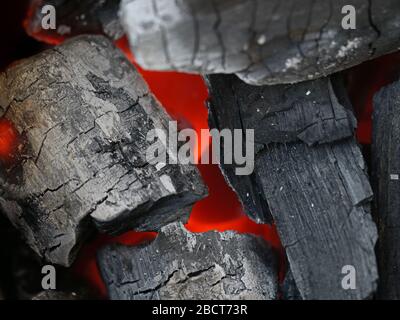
[0,118,19,162]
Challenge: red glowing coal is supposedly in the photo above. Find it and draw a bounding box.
[0,118,20,162]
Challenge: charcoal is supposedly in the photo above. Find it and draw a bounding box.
[372,80,400,299]
[121,0,400,85]
[207,74,356,224]
[98,222,278,300]
[0,35,207,267]
[257,140,377,299]
[207,74,378,299]
[26,0,123,41]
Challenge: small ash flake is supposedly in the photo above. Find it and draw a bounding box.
[390,174,399,180]
[257,34,267,45]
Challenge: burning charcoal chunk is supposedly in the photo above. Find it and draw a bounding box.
[98,222,278,300]
[207,74,356,224]
[121,0,400,85]
[372,80,400,300]
[0,35,207,267]
[208,74,378,299]
[25,0,123,42]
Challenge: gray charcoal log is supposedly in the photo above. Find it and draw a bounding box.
[26,0,123,41]
[207,74,356,224]
[121,0,400,85]
[208,74,378,299]
[372,80,400,300]
[0,35,207,267]
[98,222,278,300]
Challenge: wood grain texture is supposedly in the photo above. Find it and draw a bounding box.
[0,35,207,267]
[121,0,400,85]
[372,80,400,300]
[98,222,278,300]
[207,74,378,299]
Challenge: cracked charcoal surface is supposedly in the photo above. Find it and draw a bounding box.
[0,35,207,267]
[256,140,377,299]
[208,74,378,299]
[372,80,400,300]
[207,74,356,224]
[121,0,400,85]
[98,222,278,300]
[26,0,123,41]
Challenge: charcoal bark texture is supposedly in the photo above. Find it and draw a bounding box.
[372,80,400,300]
[98,222,278,300]
[0,35,207,267]
[207,74,357,224]
[26,0,123,41]
[257,140,377,299]
[121,0,400,85]
[208,74,378,299]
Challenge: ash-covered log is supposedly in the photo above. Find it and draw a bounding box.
[121,0,400,85]
[207,74,378,299]
[0,35,207,267]
[372,80,400,300]
[25,0,123,42]
[98,222,278,300]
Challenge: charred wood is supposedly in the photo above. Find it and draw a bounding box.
[98,222,278,300]
[121,0,400,85]
[0,35,207,266]
[207,74,357,224]
[207,74,378,299]
[372,80,400,300]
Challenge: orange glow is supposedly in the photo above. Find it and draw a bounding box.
[0,118,19,162]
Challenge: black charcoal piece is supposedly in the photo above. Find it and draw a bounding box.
[207,74,357,224]
[372,80,400,300]
[207,74,378,299]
